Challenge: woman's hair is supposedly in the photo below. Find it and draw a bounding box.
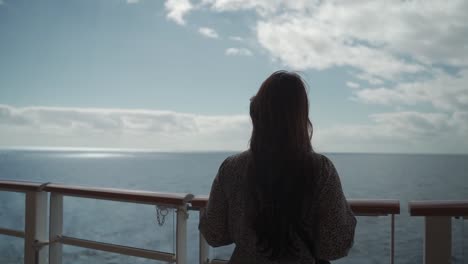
[248,70,314,260]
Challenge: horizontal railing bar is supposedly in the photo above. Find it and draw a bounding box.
[191,195,209,208]
[0,179,400,215]
[44,184,193,207]
[0,179,43,192]
[0,179,193,207]
[348,199,400,215]
[211,259,228,264]
[0,227,25,238]
[354,213,390,217]
[59,236,176,262]
[409,200,468,216]
[191,196,400,216]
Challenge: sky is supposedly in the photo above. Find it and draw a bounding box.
[0,0,467,153]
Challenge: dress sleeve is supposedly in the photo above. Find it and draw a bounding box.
[316,156,357,260]
[199,159,233,247]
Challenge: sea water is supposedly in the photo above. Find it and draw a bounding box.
[0,150,467,263]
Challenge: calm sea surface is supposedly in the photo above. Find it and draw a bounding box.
[0,150,467,263]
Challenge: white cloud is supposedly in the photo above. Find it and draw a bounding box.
[198,27,219,39]
[313,1,468,66]
[369,112,451,138]
[346,81,360,89]
[451,111,468,135]
[314,111,468,153]
[126,0,139,4]
[0,105,251,151]
[1,105,466,153]
[201,0,281,15]
[225,47,252,56]
[354,69,468,111]
[165,0,193,25]
[229,36,244,42]
[193,0,468,83]
[201,0,317,15]
[164,1,468,82]
[355,73,384,85]
[256,15,424,80]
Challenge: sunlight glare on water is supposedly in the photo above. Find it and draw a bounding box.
[60,152,133,159]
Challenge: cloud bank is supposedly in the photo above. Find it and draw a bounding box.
[314,111,468,154]
[0,105,251,151]
[353,69,468,112]
[1,105,467,153]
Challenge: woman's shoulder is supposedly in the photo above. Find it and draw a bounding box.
[308,152,335,169]
[220,151,336,175]
[222,150,252,167]
[215,151,251,195]
[223,151,333,168]
[215,150,251,179]
[306,152,339,188]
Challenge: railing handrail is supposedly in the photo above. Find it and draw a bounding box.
[0,180,401,214]
[191,196,400,216]
[0,179,192,206]
[0,179,44,192]
[44,183,193,207]
[348,199,400,215]
[409,200,468,216]
[191,195,209,208]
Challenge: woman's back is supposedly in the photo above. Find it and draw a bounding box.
[199,150,356,263]
[200,71,356,263]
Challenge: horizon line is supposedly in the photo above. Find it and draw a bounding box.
[0,146,467,156]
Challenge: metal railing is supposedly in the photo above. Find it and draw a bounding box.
[3,179,466,264]
[0,180,193,264]
[0,180,47,263]
[409,200,468,264]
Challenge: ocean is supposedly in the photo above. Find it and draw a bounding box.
[0,150,467,263]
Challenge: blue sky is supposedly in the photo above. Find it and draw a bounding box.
[1,0,468,153]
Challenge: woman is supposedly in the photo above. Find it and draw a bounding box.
[199,71,356,263]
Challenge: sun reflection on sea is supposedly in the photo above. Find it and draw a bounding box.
[60,152,133,158]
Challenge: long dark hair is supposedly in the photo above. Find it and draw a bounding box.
[248,71,314,260]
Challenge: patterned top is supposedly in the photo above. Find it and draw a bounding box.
[199,151,356,264]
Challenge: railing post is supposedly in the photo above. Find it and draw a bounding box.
[424,216,452,264]
[24,191,48,264]
[199,208,209,264]
[176,206,188,264]
[49,193,63,264]
[391,214,395,264]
